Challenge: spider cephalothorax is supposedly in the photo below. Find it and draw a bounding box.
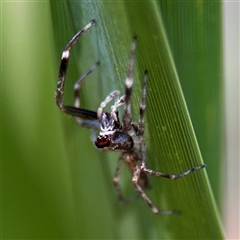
[56,20,206,215]
[95,130,134,150]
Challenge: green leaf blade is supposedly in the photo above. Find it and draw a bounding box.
[2,0,224,238]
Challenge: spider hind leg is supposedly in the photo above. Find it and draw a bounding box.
[132,162,179,215]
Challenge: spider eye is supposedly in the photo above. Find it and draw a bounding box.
[95,135,110,148]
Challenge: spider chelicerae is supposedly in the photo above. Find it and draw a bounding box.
[55,20,206,215]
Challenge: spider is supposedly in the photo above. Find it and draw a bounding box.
[55,19,206,215]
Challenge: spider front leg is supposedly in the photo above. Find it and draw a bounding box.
[74,61,100,108]
[138,70,148,136]
[123,37,137,131]
[55,19,99,128]
[74,61,100,129]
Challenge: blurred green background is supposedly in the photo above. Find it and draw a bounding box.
[2,1,231,239]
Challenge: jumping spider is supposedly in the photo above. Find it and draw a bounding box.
[55,20,206,215]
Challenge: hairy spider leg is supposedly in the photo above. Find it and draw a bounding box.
[113,158,126,204]
[55,19,98,124]
[111,95,126,113]
[113,156,139,205]
[74,61,100,108]
[123,36,137,132]
[97,91,120,119]
[74,61,100,128]
[132,160,178,215]
[136,140,206,214]
[143,163,207,180]
[138,70,148,136]
[140,140,206,180]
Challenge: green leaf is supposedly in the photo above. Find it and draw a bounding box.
[158,0,224,205]
[2,0,224,239]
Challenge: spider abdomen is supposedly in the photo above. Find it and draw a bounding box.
[95,131,134,151]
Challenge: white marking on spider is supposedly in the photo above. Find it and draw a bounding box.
[61,50,69,59]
